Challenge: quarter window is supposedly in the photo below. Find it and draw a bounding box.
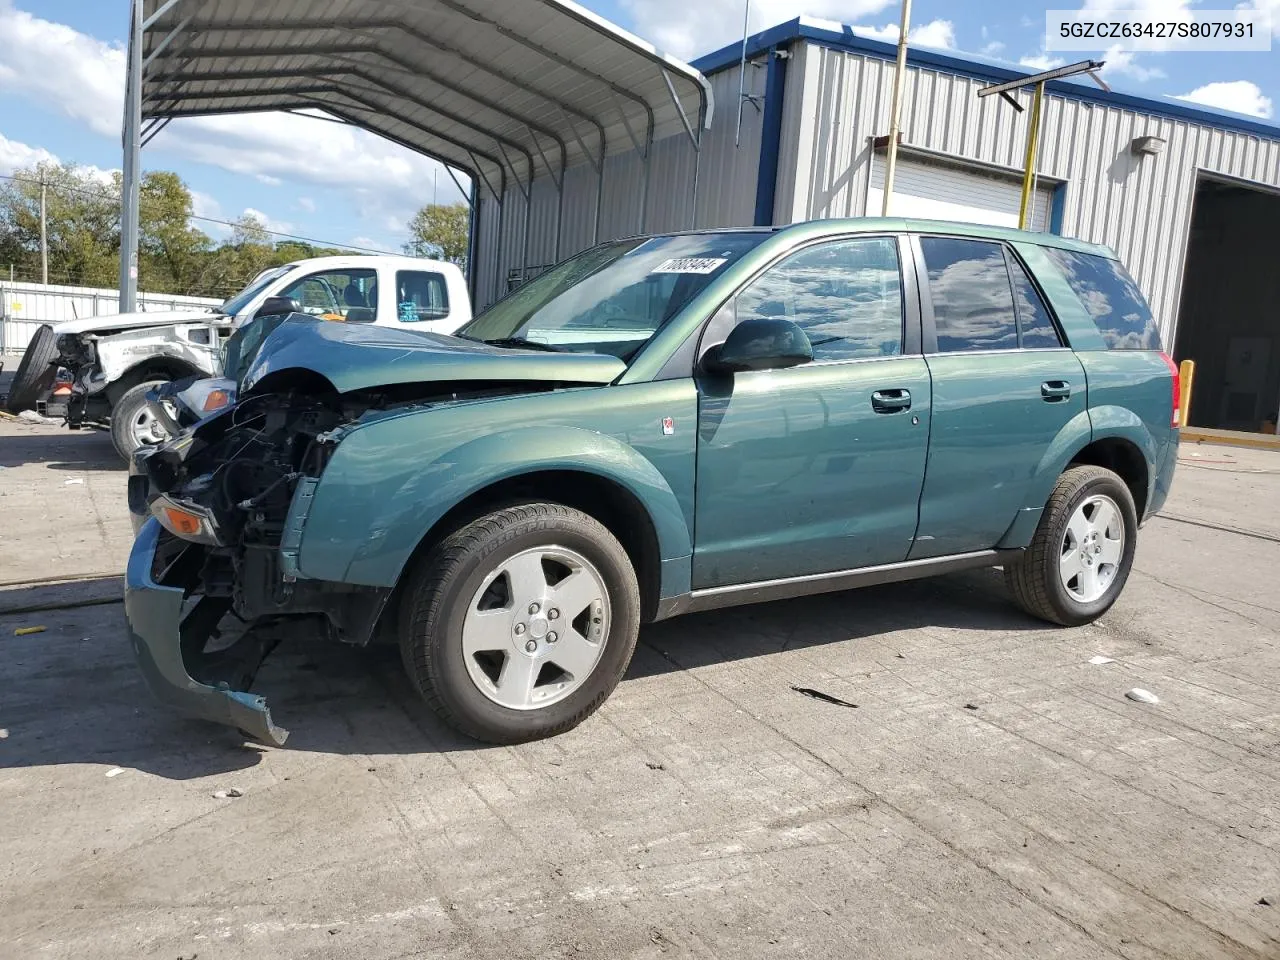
[735,237,904,362]
[920,237,1018,353]
[396,270,450,322]
[1041,248,1160,350]
[279,268,379,323]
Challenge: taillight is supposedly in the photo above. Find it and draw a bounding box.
[1160,352,1181,428]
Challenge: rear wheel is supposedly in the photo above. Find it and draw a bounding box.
[400,502,640,744]
[109,380,170,462]
[1005,465,1137,626]
[5,324,58,413]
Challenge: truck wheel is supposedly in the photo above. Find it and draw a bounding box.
[1005,465,1137,626]
[400,502,641,744]
[5,324,58,413]
[110,380,170,462]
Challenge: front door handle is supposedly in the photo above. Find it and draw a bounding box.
[1041,380,1072,402]
[871,388,912,413]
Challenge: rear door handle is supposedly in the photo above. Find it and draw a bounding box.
[871,388,912,413]
[1041,380,1072,402]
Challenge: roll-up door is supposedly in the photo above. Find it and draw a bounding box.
[870,155,1055,232]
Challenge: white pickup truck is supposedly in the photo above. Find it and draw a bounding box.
[9,255,470,460]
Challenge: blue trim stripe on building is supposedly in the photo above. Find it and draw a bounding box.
[1048,182,1068,235]
[753,49,788,226]
[692,18,1280,143]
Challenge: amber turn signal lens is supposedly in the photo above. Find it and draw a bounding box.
[203,389,231,412]
[162,507,203,537]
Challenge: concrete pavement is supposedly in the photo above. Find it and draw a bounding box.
[1,420,1277,959]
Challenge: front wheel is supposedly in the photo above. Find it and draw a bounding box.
[109,380,171,462]
[400,502,641,744]
[1004,465,1138,626]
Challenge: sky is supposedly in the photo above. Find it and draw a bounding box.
[0,0,1276,259]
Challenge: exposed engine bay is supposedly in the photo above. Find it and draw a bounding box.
[129,379,552,716]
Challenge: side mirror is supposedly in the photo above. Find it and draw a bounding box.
[255,296,302,319]
[702,317,813,375]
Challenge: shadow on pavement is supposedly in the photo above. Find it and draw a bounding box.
[0,429,121,470]
[0,567,1047,781]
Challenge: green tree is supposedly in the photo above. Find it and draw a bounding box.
[138,169,211,294]
[403,203,469,264]
[0,161,119,287]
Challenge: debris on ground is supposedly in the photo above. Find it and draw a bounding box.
[14,625,46,636]
[105,767,125,778]
[645,761,665,771]
[963,703,980,711]
[1258,896,1273,907]
[791,686,857,709]
[212,787,244,799]
[1089,655,1116,665]
[17,409,60,425]
[0,728,9,739]
[1126,688,1160,704]
[63,477,84,485]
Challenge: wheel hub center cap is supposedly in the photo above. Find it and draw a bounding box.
[528,616,549,640]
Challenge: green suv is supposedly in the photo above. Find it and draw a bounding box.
[126,219,1180,746]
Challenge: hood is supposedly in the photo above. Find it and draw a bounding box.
[53,309,222,337]
[241,315,627,395]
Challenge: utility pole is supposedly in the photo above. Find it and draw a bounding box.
[39,177,48,285]
[881,0,912,216]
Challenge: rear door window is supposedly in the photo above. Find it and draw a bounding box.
[1041,248,1160,350]
[919,237,1018,352]
[1007,253,1062,348]
[396,270,451,322]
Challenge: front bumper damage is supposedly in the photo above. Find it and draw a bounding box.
[125,519,289,745]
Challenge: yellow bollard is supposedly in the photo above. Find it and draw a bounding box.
[1178,359,1195,427]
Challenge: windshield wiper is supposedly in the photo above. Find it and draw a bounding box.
[483,336,562,352]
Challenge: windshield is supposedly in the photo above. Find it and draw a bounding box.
[219,265,296,317]
[459,233,769,361]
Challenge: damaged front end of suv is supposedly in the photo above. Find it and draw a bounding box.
[125,315,626,744]
[126,389,388,745]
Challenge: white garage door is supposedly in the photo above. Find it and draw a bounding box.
[870,155,1055,232]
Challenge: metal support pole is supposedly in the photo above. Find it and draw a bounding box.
[119,0,143,312]
[39,178,48,285]
[1018,82,1045,230]
[880,0,912,216]
[734,0,752,148]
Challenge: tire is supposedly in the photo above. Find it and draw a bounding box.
[400,502,641,744]
[5,324,58,413]
[1004,465,1138,626]
[109,380,171,462]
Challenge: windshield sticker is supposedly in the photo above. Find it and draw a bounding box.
[651,257,728,275]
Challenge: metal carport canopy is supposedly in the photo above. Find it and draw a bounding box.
[120,0,716,309]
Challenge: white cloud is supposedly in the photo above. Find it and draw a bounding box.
[852,18,957,49]
[297,196,317,213]
[1237,0,1280,36]
[0,0,453,244]
[350,235,398,253]
[1019,54,1066,71]
[190,190,231,237]
[619,0,894,59]
[0,133,58,175]
[1176,80,1274,118]
[981,41,1006,55]
[1099,46,1166,82]
[242,207,296,236]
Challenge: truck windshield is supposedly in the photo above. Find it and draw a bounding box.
[219,265,296,317]
[459,233,769,360]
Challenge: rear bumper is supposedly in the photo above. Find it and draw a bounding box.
[124,519,288,746]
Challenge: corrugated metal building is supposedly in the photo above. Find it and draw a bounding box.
[472,16,1280,433]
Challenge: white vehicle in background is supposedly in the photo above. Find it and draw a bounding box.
[8,255,470,460]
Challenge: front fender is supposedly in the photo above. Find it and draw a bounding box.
[299,417,694,590]
[96,325,220,383]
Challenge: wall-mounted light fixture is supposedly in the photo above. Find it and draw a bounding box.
[1131,135,1167,156]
